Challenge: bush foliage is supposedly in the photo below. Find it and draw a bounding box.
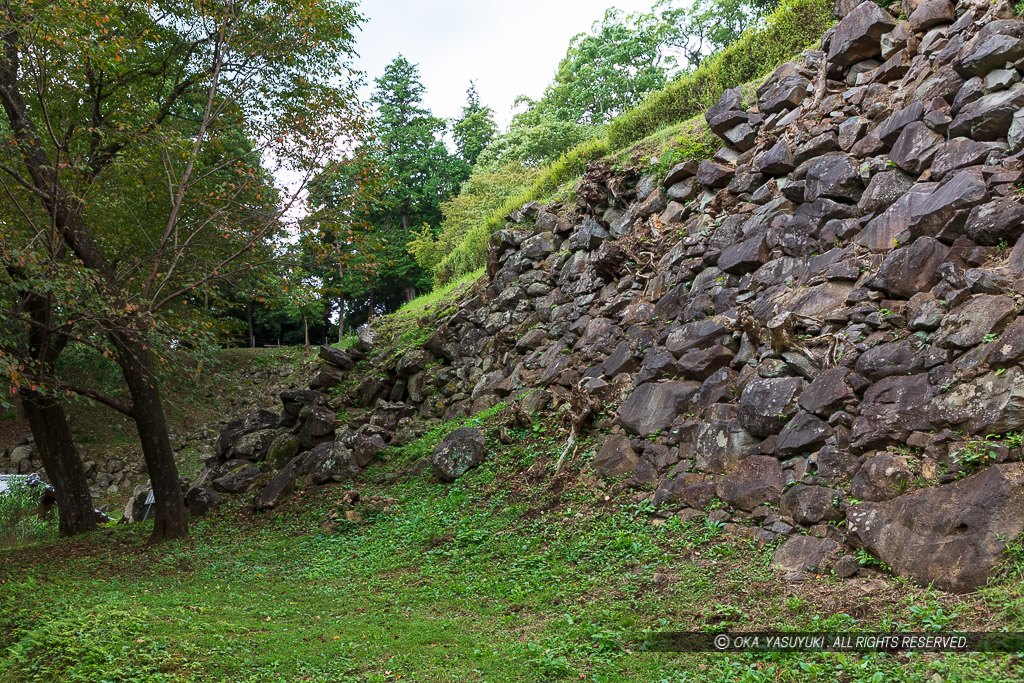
[607,0,833,149]
[432,137,609,286]
[0,479,53,548]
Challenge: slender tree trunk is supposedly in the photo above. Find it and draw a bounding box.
[14,287,97,537]
[111,333,187,541]
[367,289,376,320]
[303,313,309,352]
[322,301,331,345]
[246,302,255,348]
[20,391,96,537]
[338,293,346,342]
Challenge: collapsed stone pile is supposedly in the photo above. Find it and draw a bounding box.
[203,0,1024,592]
[1,441,146,499]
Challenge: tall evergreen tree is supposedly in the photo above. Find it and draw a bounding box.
[453,82,498,167]
[367,56,467,305]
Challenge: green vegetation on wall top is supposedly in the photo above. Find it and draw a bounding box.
[429,0,834,288]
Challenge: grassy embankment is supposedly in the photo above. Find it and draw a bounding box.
[2,391,1024,681]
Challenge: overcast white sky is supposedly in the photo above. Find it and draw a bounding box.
[352,0,661,129]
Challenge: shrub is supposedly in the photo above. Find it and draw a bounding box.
[649,118,721,180]
[433,138,608,286]
[606,0,834,150]
[0,478,54,548]
[409,162,538,274]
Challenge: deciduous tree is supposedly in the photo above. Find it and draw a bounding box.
[0,0,368,540]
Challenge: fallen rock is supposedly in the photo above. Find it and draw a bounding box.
[772,535,841,573]
[827,1,897,68]
[319,345,354,370]
[185,486,220,517]
[593,434,639,479]
[431,428,486,482]
[213,464,263,494]
[303,442,361,484]
[253,459,299,510]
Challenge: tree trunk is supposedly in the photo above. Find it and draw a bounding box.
[403,286,416,303]
[111,333,188,541]
[322,300,331,345]
[13,286,96,537]
[246,302,255,348]
[20,391,96,537]
[367,289,376,320]
[338,293,346,342]
[303,313,309,352]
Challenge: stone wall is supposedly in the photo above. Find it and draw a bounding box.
[214,0,1024,592]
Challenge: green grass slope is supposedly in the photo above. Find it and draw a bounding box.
[2,404,1024,682]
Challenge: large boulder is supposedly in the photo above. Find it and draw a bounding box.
[216,410,279,460]
[848,464,1024,592]
[718,235,769,275]
[303,442,361,484]
[870,238,948,299]
[852,374,935,449]
[957,32,1024,78]
[799,367,855,418]
[696,160,734,188]
[929,367,1024,435]
[965,199,1024,246]
[253,458,299,510]
[185,486,220,517]
[888,122,943,175]
[854,340,927,381]
[618,380,700,437]
[850,453,913,502]
[705,88,746,135]
[827,1,896,68]
[781,485,842,525]
[759,71,811,115]
[309,364,346,391]
[319,345,354,370]
[775,412,832,457]
[949,83,1024,141]
[693,419,760,474]
[231,428,277,461]
[665,318,731,356]
[908,0,954,33]
[804,153,860,203]
[931,295,1017,351]
[431,428,486,482]
[297,405,337,450]
[213,464,263,494]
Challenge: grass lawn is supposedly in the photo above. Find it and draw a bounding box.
[2,411,1024,682]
